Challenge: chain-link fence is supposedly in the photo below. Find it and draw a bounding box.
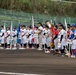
[0,8,76,27]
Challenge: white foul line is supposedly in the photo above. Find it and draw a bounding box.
[0,72,40,75]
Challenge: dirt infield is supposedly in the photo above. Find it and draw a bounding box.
[0,49,76,75]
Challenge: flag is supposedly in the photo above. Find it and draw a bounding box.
[64,19,68,31]
[17,20,21,34]
[17,25,21,43]
[54,19,56,25]
[17,25,20,34]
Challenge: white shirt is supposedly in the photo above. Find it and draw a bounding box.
[58,29,67,42]
[45,29,51,38]
[11,30,17,37]
[38,26,43,31]
[0,29,5,37]
[6,30,10,37]
[42,28,46,35]
[20,29,26,37]
[27,29,33,35]
[38,26,43,35]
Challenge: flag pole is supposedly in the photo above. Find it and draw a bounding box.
[4,23,6,49]
[51,20,52,24]
[32,16,34,31]
[10,22,13,50]
[31,16,35,49]
[64,19,70,57]
[54,18,56,25]
[17,21,21,49]
[64,19,68,34]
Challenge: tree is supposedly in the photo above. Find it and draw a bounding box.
[0,0,76,17]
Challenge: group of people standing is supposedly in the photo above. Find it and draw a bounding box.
[0,21,76,57]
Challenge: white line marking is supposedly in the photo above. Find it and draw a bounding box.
[0,72,40,75]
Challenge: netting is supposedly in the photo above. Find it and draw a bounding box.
[0,8,76,27]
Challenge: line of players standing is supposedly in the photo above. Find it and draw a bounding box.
[0,21,76,57]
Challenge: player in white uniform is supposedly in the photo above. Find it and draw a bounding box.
[27,26,33,49]
[0,26,5,49]
[33,26,39,49]
[6,27,11,49]
[12,27,17,49]
[37,22,43,50]
[44,25,52,53]
[20,25,27,49]
[58,25,67,56]
[42,26,47,50]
